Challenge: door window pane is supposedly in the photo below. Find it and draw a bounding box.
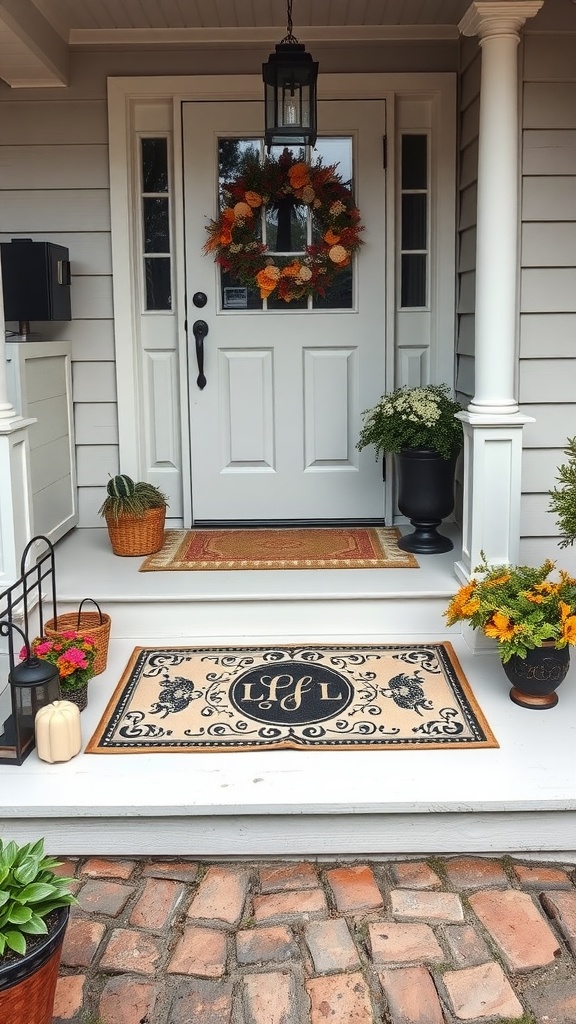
[400,134,428,309]
[401,254,426,308]
[401,194,427,251]
[145,257,171,310]
[140,136,172,310]
[142,138,168,193]
[143,198,170,253]
[401,135,427,189]
[216,136,355,311]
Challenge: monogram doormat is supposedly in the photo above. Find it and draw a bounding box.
[86,643,497,753]
[139,527,418,571]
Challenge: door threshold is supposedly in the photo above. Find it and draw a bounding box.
[191,519,388,528]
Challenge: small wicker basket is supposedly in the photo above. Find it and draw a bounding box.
[45,598,111,676]
[105,506,166,557]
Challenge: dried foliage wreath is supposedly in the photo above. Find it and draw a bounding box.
[203,149,363,304]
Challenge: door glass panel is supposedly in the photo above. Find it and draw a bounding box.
[400,134,428,309]
[140,136,172,310]
[142,138,168,192]
[145,257,171,310]
[217,137,355,311]
[143,197,170,252]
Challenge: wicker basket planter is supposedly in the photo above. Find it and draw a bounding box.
[45,598,111,675]
[105,506,166,557]
[0,906,69,1024]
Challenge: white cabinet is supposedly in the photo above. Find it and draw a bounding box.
[5,340,78,544]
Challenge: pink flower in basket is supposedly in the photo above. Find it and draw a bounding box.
[21,630,97,693]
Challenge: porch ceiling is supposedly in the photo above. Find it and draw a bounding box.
[0,0,471,87]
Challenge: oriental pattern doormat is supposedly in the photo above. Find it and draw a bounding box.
[139,527,418,571]
[86,643,497,753]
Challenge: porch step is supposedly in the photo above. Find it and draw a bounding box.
[49,527,459,639]
[2,632,576,858]
[7,527,573,859]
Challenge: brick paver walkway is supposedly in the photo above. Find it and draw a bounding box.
[51,855,576,1023]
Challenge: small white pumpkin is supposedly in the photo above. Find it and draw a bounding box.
[35,700,82,763]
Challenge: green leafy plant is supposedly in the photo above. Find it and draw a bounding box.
[356,383,463,461]
[0,838,76,957]
[444,555,576,662]
[98,474,168,524]
[549,436,576,548]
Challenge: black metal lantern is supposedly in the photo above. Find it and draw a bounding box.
[262,0,318,150]
[0,621,61,765]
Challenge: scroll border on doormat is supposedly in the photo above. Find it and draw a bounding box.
[139,527,419,571]
[86,642,498,754]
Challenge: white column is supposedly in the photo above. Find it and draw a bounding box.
[0,258,34,589]
[456,2,542,582]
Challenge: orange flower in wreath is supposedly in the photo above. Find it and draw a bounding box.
[288,162,310,190]
[324,229,341,246]
[256,265,281,298]
[245,191,262,208]
[329,244,349,266]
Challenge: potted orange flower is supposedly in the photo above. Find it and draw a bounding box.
[445,556,576,709]
[21,631,97,711]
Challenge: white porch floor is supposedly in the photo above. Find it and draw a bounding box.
[2,525,576,858]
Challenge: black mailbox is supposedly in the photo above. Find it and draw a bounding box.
[1,238,71,323]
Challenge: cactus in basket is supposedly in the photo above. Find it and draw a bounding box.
[98,475,168,524]
[98,475,168,556]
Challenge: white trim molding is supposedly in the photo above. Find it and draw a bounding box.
[108,73,457,526]
[459,2,544,39]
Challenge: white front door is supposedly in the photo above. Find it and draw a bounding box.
[183,99,387,524]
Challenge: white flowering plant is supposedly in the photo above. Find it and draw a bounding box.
[357,383,463,461]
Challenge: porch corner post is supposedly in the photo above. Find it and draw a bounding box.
[455,1,542,584]
[0,263,34,588]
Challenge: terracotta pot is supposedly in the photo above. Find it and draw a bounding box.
[395,448,458,554]
[0,906,69,1023]
[502,642,570,709]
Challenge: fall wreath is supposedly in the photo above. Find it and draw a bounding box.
[203,149,363,303]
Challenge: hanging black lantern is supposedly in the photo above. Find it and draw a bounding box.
[0,621,61,765]
[263,0,318,151]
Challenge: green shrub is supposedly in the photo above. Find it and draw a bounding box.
[549,437,576,548]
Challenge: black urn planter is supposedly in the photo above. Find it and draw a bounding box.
[502,642,570,710]
[395,448,458,554]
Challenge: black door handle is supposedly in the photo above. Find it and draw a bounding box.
[192,319,208,389]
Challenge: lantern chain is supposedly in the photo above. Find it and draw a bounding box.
[280,0,299,44]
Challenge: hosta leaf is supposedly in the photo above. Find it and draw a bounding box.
[5,929,27,955]
[40,857,62,871]
[28,839,45,859]
[14,856,41,886]
[0,866,9,886]
[0,934,5,956]
[8,905,32,923]
[0,889,9,908]
[35,895,75,914]
[16,882,57,903]
[19,915,48,935]
[3,842,18,868]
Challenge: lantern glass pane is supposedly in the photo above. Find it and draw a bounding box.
[0,679,18,760]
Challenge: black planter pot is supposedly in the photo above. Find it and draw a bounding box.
[502,642,570,709]
[395,448,458,554]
